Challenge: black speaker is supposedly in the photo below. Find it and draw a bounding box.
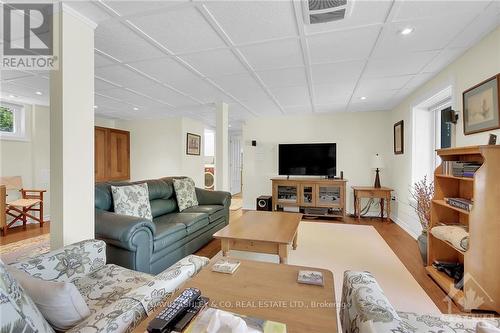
[442,107,459,124]
[256,196,272,211]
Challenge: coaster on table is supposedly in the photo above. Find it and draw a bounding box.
[211,259,241,274]
[298,270,324,286]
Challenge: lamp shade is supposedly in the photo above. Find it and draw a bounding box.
[372,154,385,169]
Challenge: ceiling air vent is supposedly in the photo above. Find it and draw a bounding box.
[303,0,351,24]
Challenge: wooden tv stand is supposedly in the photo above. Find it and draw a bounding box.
[271,177,346,219]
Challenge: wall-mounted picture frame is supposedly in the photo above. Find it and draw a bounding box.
[462,74,500,135]
[186,133,201,155]
[394,120,404,155]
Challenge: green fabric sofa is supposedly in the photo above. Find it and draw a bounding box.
[95,177,231,274]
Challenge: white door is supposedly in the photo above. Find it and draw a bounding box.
[229,135,242,195]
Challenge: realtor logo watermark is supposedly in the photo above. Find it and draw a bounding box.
[2,3,57,70]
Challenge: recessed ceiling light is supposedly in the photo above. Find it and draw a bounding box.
[93,105,98,109]
[133,107,139,111]
[35,91,43,95]
[400,27,414,35]
[228,124,232,128]
[360,96,367,100]
[9,94,15,98]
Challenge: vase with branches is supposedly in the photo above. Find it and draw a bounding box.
[409,176,434,265]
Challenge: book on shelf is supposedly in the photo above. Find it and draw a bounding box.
[211,258,241,274]
[442,161,481,178]
[297,270,324,286]
[184,307,287,333]
[445,198,473,212]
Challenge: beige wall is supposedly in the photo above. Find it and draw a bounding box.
[0,104,51,222]
[242,111,393,211]
[108,116,205,187]
[389,26,500,237]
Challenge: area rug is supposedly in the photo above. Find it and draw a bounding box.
[213,222,440,315]
[0,234,50,264]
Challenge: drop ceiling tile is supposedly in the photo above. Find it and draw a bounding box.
[304,1,392,34]
[0,71,33,81]
[102,88,169,109]
[211,73,266,101]
[372,18,475,58]
[95,21,165,62]
[348,101,393,112]
[239,98,282,115]
[356,75,414,95]
[96,65,156,89]
[352,89,398,104]
[313,84,351,105]
[421,48,466,73]
[130,57,198,86]
[392,0,489,22]
[270,85,310,107]
[256,67,307,88]
[129,7,226,54]
[95,77,120,91]
[308,26,381,64]
[448,3,500,49]
[311,60,364,85]
[102,1,188,16]
[64,2,112,23]
[180,79,234,103]
[364,51,439,77]
[95,53,116,68]
[135,83,198,107]
[205,1,297,44]
[10,76,49,91]
[284,105,312,114]
[238,38,304,71]
[403,72,437,92]
[1,82,48,104]
[314,104,347,113]
[180,49,247,77]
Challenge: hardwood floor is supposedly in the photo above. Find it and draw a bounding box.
[0,222,50,246]
[0,210,460,313]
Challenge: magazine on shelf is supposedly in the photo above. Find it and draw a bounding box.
[211,259,241,274]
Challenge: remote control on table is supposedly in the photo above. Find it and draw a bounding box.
[147,288,201,333]
[172,296,209,332]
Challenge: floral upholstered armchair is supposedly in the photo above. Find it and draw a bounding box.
[1,239,209,333]
[340,271,500,333]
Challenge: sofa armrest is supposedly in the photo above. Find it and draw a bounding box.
[128,255,209,315]
[11,239,106,282]
[95,210,155,251]
[341,271,407,333]
[195,188,231,207]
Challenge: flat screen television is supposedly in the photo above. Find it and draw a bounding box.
[278,143,336,177]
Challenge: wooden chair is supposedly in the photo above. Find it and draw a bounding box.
[1,177,46,236]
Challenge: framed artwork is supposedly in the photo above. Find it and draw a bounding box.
[394,120,404,155]
[462,74,500,135]
[186,133,201,155]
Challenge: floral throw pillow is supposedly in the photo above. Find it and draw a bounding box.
[173,178,198,212]
[111,183,152,220]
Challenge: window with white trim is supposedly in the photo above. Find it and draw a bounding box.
[0,102,26,140]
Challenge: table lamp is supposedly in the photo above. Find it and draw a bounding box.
[372,154,384,188]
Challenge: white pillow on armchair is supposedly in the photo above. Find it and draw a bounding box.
[6,266,90,331]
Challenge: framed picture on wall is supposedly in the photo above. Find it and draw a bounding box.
[394,120,404,155]
[462,74,500,135]
[186,133,201,155]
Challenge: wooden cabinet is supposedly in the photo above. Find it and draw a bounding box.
[272,178,346,218]
[94,126,130,182]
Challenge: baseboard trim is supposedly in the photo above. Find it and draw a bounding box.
[392,216,420,240]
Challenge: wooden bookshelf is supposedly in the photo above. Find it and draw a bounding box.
[427,145,500,313]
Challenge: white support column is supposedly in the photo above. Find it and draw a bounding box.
[50,5,96,248]
[215,102,229,191]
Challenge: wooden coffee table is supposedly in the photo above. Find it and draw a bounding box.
[213,211,302,264]
[133,259,338,333]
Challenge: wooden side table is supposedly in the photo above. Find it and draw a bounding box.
[352,186,393,221]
